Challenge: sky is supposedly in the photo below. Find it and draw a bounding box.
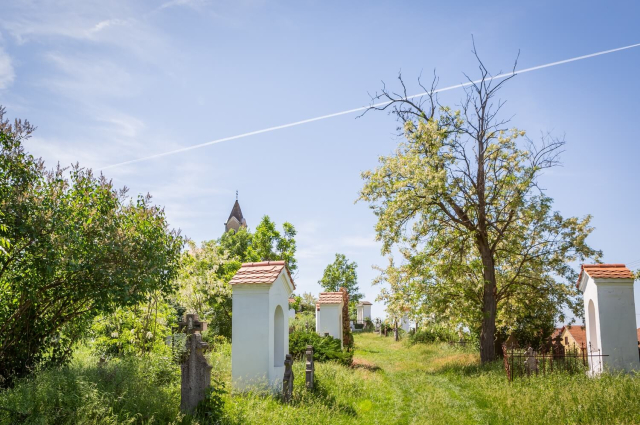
[1,0,639,324]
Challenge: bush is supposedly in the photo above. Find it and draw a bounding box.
[409,325,458,345]
[195,377,226,422]
[289,330,353,366]
[89,296,177,358]
[289,311,316,333]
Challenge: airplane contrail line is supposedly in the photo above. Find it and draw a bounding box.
[101,42,640,170]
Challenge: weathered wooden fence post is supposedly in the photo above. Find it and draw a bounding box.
[305,345,315,390]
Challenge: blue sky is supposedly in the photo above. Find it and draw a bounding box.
[1,0,639,324]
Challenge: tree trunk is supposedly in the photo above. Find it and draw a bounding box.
[478,242,497,364]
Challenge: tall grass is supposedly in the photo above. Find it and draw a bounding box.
[1,334,639,424]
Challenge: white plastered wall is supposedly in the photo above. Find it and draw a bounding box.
[582,275,639,373]
[401,315,411,332]
[363,304,372,321]
[231,271,293,391]
[316,302,343,347]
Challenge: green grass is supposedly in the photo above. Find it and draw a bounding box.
[1,334,639,424]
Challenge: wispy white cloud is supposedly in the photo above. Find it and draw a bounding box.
[44,52,137,99]
[0,35,14,90]
[158,0,206,11]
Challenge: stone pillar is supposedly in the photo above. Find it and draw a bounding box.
[179,314,212,413]
[282,354,293,402]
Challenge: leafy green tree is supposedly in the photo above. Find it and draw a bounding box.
[0,107,183,386]
[318,253,363,304]
[252,216,297,272]
[218,226,256,264]
[172,217,298,340]
[359,58,600,362]
[300,292,318,311]
[174,239,233,338]
[90,292,177,356]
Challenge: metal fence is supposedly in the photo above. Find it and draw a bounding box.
[502,342,607,381]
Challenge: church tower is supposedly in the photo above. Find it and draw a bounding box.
[224,194,247,233]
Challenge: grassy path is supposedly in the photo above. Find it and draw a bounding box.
[229,333,640,425]
[348,333,487,424]
[2,333,640,424]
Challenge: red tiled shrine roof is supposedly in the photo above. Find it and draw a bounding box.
[229,260,295,289]
[318,292,344,304]
[576,264,634,288]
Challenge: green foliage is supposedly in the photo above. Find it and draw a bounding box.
[252,216,298,272]
[174,239,233,339]
[289,311,316,332]
[318,254,362,304]
[363,318,374,332]
[360,78,600,361]
[2,334,640,424]
[408,325,459,345]
[299,292,318,313]
[195,378,226,422]
[0,107,183,387]
[289,295,302,312]
[289,330,353,366]
[172,216,298,342]
[0,346,182,424]
[498,306,556,349]
[89,293,176,357]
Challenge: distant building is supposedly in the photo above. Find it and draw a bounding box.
[224,198,247,233]
[559,325,586,351]
[316,292,345,347]
[356,301,372,324]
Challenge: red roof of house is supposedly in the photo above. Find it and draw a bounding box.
[229,260,295,289]
[358,301,372,306]
[637,328,640,345]
[563,325,587,347]
[318,292,344,304]
[550,328,562,339]
[576,264,634,288]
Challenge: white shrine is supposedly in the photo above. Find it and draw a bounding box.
[577,263,640,373]
[400,315,411,332]
[315,292,344,347]
[230,260,295,390]
[356,301,372,324]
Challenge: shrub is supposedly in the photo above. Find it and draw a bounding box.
[195,377,226,422]
[89,295,177,358]
[409,325,458,345]
[289,330,353,366]
[289,311,316,332]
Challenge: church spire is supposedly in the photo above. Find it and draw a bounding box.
[224,195,247,233]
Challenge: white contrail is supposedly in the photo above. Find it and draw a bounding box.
[101,42,640,170]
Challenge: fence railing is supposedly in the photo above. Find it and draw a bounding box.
[502,342,607,381]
